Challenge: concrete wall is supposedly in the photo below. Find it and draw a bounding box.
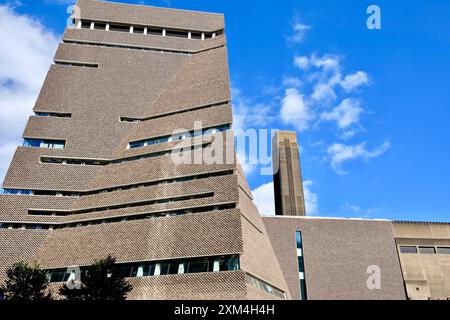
[393,221,450,300]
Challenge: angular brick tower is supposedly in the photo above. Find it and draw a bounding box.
[0,0,289,300]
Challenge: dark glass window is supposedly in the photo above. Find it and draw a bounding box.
[147,27,163,35]
[399,246,418,254]
[49,270,67,282]
[81,20,91,29]
[295,231,307,300]
[187,259,209,273]
[143,264,155,276]
[129,142,144,149]
[133,26,145,34]
[41,158,64,164]
[300,279,307,300]
[166,29,189,38]
[159,263,170,275]
[296,231,303,248]
[116,265,133,278]
[168,262,180,275]
[418,246,436,254]
[297,256,305,272]
[220,255,240,271]
[191,32,202,39]
[109,24,130,33]
[94,22,106,30]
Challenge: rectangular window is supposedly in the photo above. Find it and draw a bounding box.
[147,27,163,35]
[399,246,418,254]
[437,247,450,254]
[24,139,65,149]
[218,255,240,271]
[143,263,155,276]
[80,20,91,29]
[120,117,140,123]
[3,189,33,195]
[109,24,130,33]
[41,158,64,164]
[418,246,436,254]
[93,22,106,30]
[295,231,307,300]
[191,32,202,40]
[166,29,189,38]
[23,139,41,147]
[116,265,133,278]
[35,112,71,118]
[159,263,170,275]
[133,26,145,34]
[55,61,98,68]
[187,258,209,273]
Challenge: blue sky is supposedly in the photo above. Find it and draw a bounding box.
[1,0,449,221]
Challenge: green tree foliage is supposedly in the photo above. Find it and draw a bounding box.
[59,255,133,301]
[1,261,52,301]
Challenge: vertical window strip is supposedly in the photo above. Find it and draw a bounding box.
[296,230,307,300]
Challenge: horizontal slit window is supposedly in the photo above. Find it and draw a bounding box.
[418,246,436,254]
[166,29,189,38]
[34,112,71,118]
[120,117,140,123]
[45,255,240,283]
[109,24,130,33]
[63,40,191,55]
[38,141,211,165]
[437,247,450,254]
[55,61,98,68]
[399,246,418,254]
[23,139,65,149]
[28,192,214,216]
[2,189,33,195]
[128,124,230,149]
[147,27,163,35]
[26,168,232,198]
[19,203,236,230]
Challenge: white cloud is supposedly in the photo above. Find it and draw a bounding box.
[311,54,341,71]
[311,81,337,102]
[0,5,59,183]
[252,180,318,216]
[327,140,391,174]
[280,88,313,131]
[231,87,275,132]
[293,55,310,70]
[295,53,341,72]
[288,22,311,43]
[321,98,364,129]
[303,180,318,215]
[282,76,302,88]
[340,71,369,92]
[252,182,275,215]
